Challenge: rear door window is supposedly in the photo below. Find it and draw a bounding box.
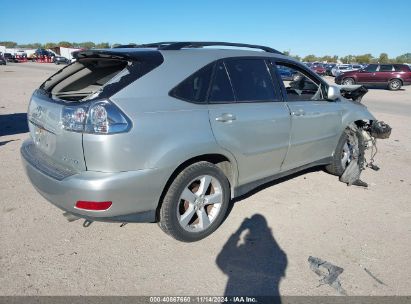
[225,59,277,102]
[170,63,214,103]
[208,62,235,103]
[379,64,394,72]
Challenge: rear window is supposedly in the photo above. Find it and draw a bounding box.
[394,65,410,72]
[225,59,276,102]
[40,51,163,102]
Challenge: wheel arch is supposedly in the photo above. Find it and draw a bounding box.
[155,153,238,221]
[389,77,403,85]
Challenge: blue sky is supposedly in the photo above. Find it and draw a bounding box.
[0,0,410,57]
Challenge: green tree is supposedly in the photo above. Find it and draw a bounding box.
[44,42,57,49]
[283,50,290,56]
[0,41,17,48]
[111,43,122,48]
[58,41,73,48]
[291,55,301,61]
[395,53,411,63]
[355,53,373,64]
[302,54,318,62]
[18,43,42,48]
[378,53,389,63]
[95,42,110,48]
[78,41,95,49]
[319,55,335,62]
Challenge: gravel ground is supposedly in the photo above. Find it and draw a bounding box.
[0,62,410,296]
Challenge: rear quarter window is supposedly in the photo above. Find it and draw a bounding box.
[170,63,214,103]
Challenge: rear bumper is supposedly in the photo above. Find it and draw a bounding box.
[21,140,169,223]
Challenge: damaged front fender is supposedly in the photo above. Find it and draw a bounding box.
[328,84,368,102]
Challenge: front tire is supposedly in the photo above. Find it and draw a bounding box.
[158,162,230,242]
[325,130,353,176]
[388,79,402,91]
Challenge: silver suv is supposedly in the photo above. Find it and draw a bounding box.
[22,42,378,242]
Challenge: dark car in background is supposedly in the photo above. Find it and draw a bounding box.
[325,64,336,76]
[54,56,70,65]
[335,64,411,90]
[4,53,18,63]
[0,54,6,65]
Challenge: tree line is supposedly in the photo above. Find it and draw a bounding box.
[1,41,409,63]
[0,41,118,49]
[282,51,410,64]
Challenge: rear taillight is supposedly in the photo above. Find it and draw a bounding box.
[75,201,112,211]
[61,100,131,134]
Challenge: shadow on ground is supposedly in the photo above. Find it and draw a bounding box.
[0,113,28,137]
[216,214,287,300]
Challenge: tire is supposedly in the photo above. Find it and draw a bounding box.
[158,161,230,242]
[342,77,355,85]
[388,79,402,91]
[325,130,353,176]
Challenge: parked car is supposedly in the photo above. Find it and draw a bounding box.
[34,49,56,58]
[3,53,18,63]
[0,54,6,65]
[325,63,336,76]
[332,64,362,77]
[54,56,70,65]
[310,63,326,75]
[22,42,383,242]
[335,63,411,90]
[277,66,299,80]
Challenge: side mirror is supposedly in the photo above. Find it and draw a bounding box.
[327,85,341,101]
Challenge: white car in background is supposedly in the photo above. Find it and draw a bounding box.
[331,64,363,77]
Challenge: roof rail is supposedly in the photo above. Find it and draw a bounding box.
[115,42,283,54]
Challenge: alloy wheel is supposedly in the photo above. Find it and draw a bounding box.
[177,175,223,232]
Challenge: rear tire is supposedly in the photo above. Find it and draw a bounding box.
[325,130,352,176]
[158,162,230,242]
[342,77,355,85]
[388,79,402,91]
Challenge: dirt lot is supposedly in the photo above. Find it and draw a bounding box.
[0,62,410,296]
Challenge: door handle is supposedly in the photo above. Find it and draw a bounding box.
[291,109,305,116]
[215,113,236,123]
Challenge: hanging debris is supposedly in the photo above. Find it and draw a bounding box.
[340,120,391,187]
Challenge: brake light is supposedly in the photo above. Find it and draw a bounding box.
[61,100,131,134]
[75,201,112,211]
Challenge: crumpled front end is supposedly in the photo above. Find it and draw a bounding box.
[339,120,392,187]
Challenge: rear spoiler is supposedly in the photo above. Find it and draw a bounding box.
[72,49,162,62]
